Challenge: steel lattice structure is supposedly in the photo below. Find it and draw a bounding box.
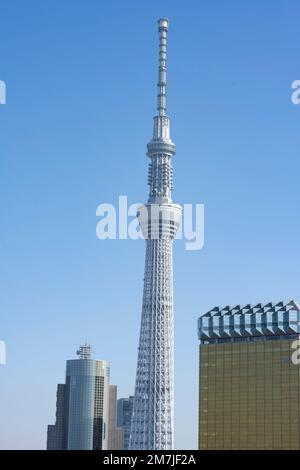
[130,18,182,450]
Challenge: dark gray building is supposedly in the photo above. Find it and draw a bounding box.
[117,396,134,450]
[47,383,68,449]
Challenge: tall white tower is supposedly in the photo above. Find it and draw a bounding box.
[130,18,182,450]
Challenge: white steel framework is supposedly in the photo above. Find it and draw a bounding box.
[130,18,181,450]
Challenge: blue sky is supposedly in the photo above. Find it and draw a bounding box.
[1,0,300,449]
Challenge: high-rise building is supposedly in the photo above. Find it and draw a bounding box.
[130,18,181,451]
[47,384,68,450]
[47,344,110,450]
[107,385,124,450]
[117,396,134,450]
[198,300,300,450]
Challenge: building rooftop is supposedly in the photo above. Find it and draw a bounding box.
[76,343,92,359]
[198,300,300,340]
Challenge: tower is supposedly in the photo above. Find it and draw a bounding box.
[47,345,110,450]
[130,18,182,450]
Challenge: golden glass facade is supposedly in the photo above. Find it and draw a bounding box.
[199,339,300,450]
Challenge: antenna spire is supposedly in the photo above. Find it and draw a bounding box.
[157,18,169,116]
[76,343,92,359]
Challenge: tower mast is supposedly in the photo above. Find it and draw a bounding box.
[130,18,182,450]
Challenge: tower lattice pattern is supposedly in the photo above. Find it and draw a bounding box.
[130,18,181,450]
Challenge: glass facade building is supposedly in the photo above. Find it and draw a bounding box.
[47,383,67,450]
[47,345,110,450]
[198,300,300,450]
[117,396,134,450]
[66,357,110,449]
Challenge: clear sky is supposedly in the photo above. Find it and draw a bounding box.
[1,0,300,450]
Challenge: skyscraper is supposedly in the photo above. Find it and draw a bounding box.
[130,18,182,450]
[47,344,110,450]
[198,300,300,450]
[107,385,124,450]
[117,396,134,450]
[47,383,68,450]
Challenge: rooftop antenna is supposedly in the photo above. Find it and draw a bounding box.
[76,343,92,359]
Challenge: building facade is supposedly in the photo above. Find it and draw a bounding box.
[47,383,68,450]
[107,385,124,450]
[130,18,181,450]
[198,300,300,450]
[117,396,134,450]
[47,344,110,450]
